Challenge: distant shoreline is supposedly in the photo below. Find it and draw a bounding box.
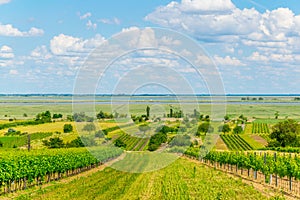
[1,94,300,97]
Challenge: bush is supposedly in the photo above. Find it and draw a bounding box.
[95,130,105,138]
[233,125,243,134]
[63,124,73,133]
[114,138,126,148]
[82,123,96,132]
[43,137,64,148]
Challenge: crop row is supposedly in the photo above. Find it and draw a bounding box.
[185,148,300,180]
[0,147,123,193]
[252,123,269,134]
[221,134,253,151]
[116,133,149,151]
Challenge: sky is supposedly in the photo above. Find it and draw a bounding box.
[1,0,300,94]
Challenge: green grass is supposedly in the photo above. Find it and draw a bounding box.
[0,132,53,148]
[240,134,265,149]
[13,156,268,200]
[2,101,300,120]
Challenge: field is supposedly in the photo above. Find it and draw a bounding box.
[13,157,269,200]
[1,95,300,199]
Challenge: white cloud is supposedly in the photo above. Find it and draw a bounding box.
[214,55,245,66]
[9,69,18,75]
[0,24,44,36]
[31,45,52,59]
[146,1,300,47]
[86,20,97,30]
[98,17,121,25]
[50,33,104,55]
[79,12,92,20]
[0,45,14,59]
[180,0,235,12]
[0,0,10,5]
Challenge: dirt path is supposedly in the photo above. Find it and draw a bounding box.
[3,153,126,200]
[184,156,298,200]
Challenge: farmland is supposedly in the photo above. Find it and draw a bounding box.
[12,157,270,200]
[1,95,300,199]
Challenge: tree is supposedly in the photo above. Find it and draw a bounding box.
[193,109,200,118]
[96,111,105,120]
[218,124,231,133]
[95,130,105,138]
[82,123,96,132]
[146,106,150,118]
[224,115,230,121]
[43,137,64,148]
[233,125,243,134]
[36,111,52,123]
[275,111,279,119]
[23,113,28,117]
[270,119,300,147]
[63,124,73,133]
[114,138,126,148]
[170,108,173,118]
[197,123,214,136]
[53,113,63,119]
[66,137,85,147]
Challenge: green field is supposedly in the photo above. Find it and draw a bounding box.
[1,96,300,199]
[13,157,270,200]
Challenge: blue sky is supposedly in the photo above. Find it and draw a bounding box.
[0,0,300,94]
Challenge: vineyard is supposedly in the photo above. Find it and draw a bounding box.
[0,147,123,193]
[252,123,270,134]
[16,156,268,200]
[185,148,300,188]
[115,133,149,151]
[220,134,253,151]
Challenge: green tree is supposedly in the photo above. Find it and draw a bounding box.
[275,111,279,119]
[270,119,300,147]
[53,113,63,119]
[218,124,231,133]
[63,124,73,133]
[146,106,150,118]
[197,123,214,136]
[96,110,105,119]
[82,123,96,132]
[114,138,126,148]
[43,137,64,148]
[233,125,243,134]
[224,115,230,121]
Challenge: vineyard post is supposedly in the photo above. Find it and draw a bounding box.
[264,152,267,183]
[289,153,292,191]
[274,152,278,187]
[254,152,257,180]
[27,134,31,151]
[236,152,238,173]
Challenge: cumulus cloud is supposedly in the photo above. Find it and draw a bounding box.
[145,0,300,47]
[86,20,97,30]
[98,17,121,25]
[0,0,10,5]
[50,33,104,55]
[28,34,106,76]
[0,24,44,36]
[0,45,14,59]
[79,12,92,20]
[214,55,245,66]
